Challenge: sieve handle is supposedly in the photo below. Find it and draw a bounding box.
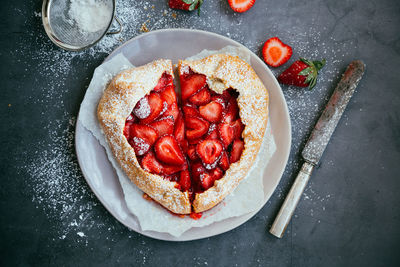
[107,16,122,35]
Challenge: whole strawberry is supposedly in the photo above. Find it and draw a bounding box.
[278,58,326,89]
[169,0,204,15]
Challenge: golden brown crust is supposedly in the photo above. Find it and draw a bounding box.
[179,54,269,213]
[97,59,191,214]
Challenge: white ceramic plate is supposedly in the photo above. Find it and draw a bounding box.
[75,29,291,241]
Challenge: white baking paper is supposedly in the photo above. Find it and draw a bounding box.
[79,46,276,237]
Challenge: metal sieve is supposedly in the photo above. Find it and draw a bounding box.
[42,0,122,51]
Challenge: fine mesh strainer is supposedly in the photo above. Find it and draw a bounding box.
[42,0,122,51]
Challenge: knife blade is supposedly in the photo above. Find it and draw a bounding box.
[270,60,366,238]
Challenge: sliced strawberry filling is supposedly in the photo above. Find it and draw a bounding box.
[123,69,245,206]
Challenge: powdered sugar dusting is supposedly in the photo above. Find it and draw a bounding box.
[133,137,150,155]
[133,97,151,119]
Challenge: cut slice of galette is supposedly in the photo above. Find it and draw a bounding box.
[97,54,269,215]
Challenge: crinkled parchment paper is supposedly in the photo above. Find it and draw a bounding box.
[79,46,276,237]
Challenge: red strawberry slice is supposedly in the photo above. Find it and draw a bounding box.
[188,137,203,145]
[150,117,174,136]
[210,167,223,180]
[130,124,158,155]
[187,145,199,160]
[180,139,189,154]
[199,101,223,122]
[163,102,179,121]
[162,162,187,175]
[173,112,185,142]
[228,0,255,13]
[179,170,191,191]
[163,173,180,183]
[154,135,185,165]
[159,84,177,106]
[262,37,293,67]
[219,151,230,171]
[123,121,134,140]
[181,73,206,101]
[199,172,214,190]
[278,58,326,89]
[191,161,206,184]
[206,124,218,140]
[185,116,209,140]
[231,119,245,139]
[140,93,163,124]
[230,139,245,163]
[223,97,239,123]
[133,96,151,120]
[218,123,235,147]
[141,151,163,174]
[183,105,200,117]
[126,113,136,123]
[153,72,173,92]
[210,95,227,108]
[196,139,223,165]
[189,87,211,106]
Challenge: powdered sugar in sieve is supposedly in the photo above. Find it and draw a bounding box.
[42,0,121,51]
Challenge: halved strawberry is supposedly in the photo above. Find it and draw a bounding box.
[223,97,239,123]
[199,101,223,122]
[126,113,136,123]
[130,124,158,147]
[228,0,255,13]
[219,151,230,171]
[163,102,179,121]
[205,124,218,140]
[181,73,206,101]
[218,123,235,147]
[153,72,173,92]
[230,139,245,163]
[163,173,180,183]
[133,96,151,119]
[262,37,293,67]
[183,105,200,117]
[154,135,185,165]
[191,161,206,183]
[162,162,187,175]
[210,167,223,180]
[211,95,226,108]
[196,139,223,164]
[231,119,245,139]
[180,139,189,154]
[199,172,214,190]
[141,151,163,174]
[150,117,174,136]
[185,115,209,140]
[188,137,203,145]
[189,87,211,106]
[173,112,185,142]
[179,170,191,191]
[123,121,134,140]
[159,85,176,106]
[140,93,163,124]
[187,145,199,160]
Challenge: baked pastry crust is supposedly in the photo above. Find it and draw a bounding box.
[97,59,191,214]
[179,54,269,212]
[97,54,269,215]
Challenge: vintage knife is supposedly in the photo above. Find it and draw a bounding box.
[270,60,366,238]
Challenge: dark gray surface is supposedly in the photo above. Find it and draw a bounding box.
[1,0,400,266]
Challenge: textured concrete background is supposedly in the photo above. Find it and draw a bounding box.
[1,0,400,266]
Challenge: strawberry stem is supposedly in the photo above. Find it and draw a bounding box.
[299,58,326,90]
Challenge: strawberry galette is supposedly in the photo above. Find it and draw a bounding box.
[97,54,269,215]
